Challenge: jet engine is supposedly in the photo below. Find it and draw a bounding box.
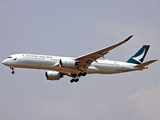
[45,71,62,80]
[59,59,75,68]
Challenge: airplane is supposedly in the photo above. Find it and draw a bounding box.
[2,35,158,83]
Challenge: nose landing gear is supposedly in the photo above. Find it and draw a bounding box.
[10,66,15,74]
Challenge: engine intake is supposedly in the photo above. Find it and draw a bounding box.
[59,59,75,68]
[45,71,62,80]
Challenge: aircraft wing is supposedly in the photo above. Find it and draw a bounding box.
[75,35,133,71]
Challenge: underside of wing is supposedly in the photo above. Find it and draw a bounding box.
[75,35,133,71]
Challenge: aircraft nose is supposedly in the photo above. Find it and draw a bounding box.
[2,59,8,65]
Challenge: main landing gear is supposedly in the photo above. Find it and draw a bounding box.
[70,78,79,83]
[70,72,87,83]
[10,66,15,74]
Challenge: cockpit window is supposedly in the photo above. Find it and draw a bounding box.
[7,56,12,58]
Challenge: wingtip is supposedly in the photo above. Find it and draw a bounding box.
[155,59,158,61]
[125,35,133,41]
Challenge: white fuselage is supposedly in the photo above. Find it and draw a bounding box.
[2,54,140,74]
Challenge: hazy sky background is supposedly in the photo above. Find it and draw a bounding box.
[0,0,160,120]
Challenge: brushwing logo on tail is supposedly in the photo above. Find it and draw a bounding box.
[127,45,150,64]
[132,48,146,64]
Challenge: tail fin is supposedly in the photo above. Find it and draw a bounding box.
[127,45,150,64]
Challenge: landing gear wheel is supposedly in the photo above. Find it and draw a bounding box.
[78,72,87,77]
[12,71,15,74]
[75,78,79,82]
[70,78,79,83]
[10,66,15,74]
[82,72,87,76]
[70,79,74,83]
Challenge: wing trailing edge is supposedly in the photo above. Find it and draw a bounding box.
[75,35,133,71]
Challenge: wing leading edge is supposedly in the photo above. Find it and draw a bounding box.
[75,35,133,71]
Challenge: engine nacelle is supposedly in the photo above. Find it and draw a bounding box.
[59,59,75,68]
[45,71,61,80]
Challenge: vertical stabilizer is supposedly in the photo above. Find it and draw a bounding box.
[127,45,150,64]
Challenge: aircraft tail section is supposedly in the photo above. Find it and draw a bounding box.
[134,59,158,68]
[127,45,150,64]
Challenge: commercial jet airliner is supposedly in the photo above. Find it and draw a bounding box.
[2,35,158,83]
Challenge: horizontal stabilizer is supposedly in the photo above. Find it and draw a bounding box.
[135,59,158,68]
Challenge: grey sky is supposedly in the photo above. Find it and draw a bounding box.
[0,0,160,120]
